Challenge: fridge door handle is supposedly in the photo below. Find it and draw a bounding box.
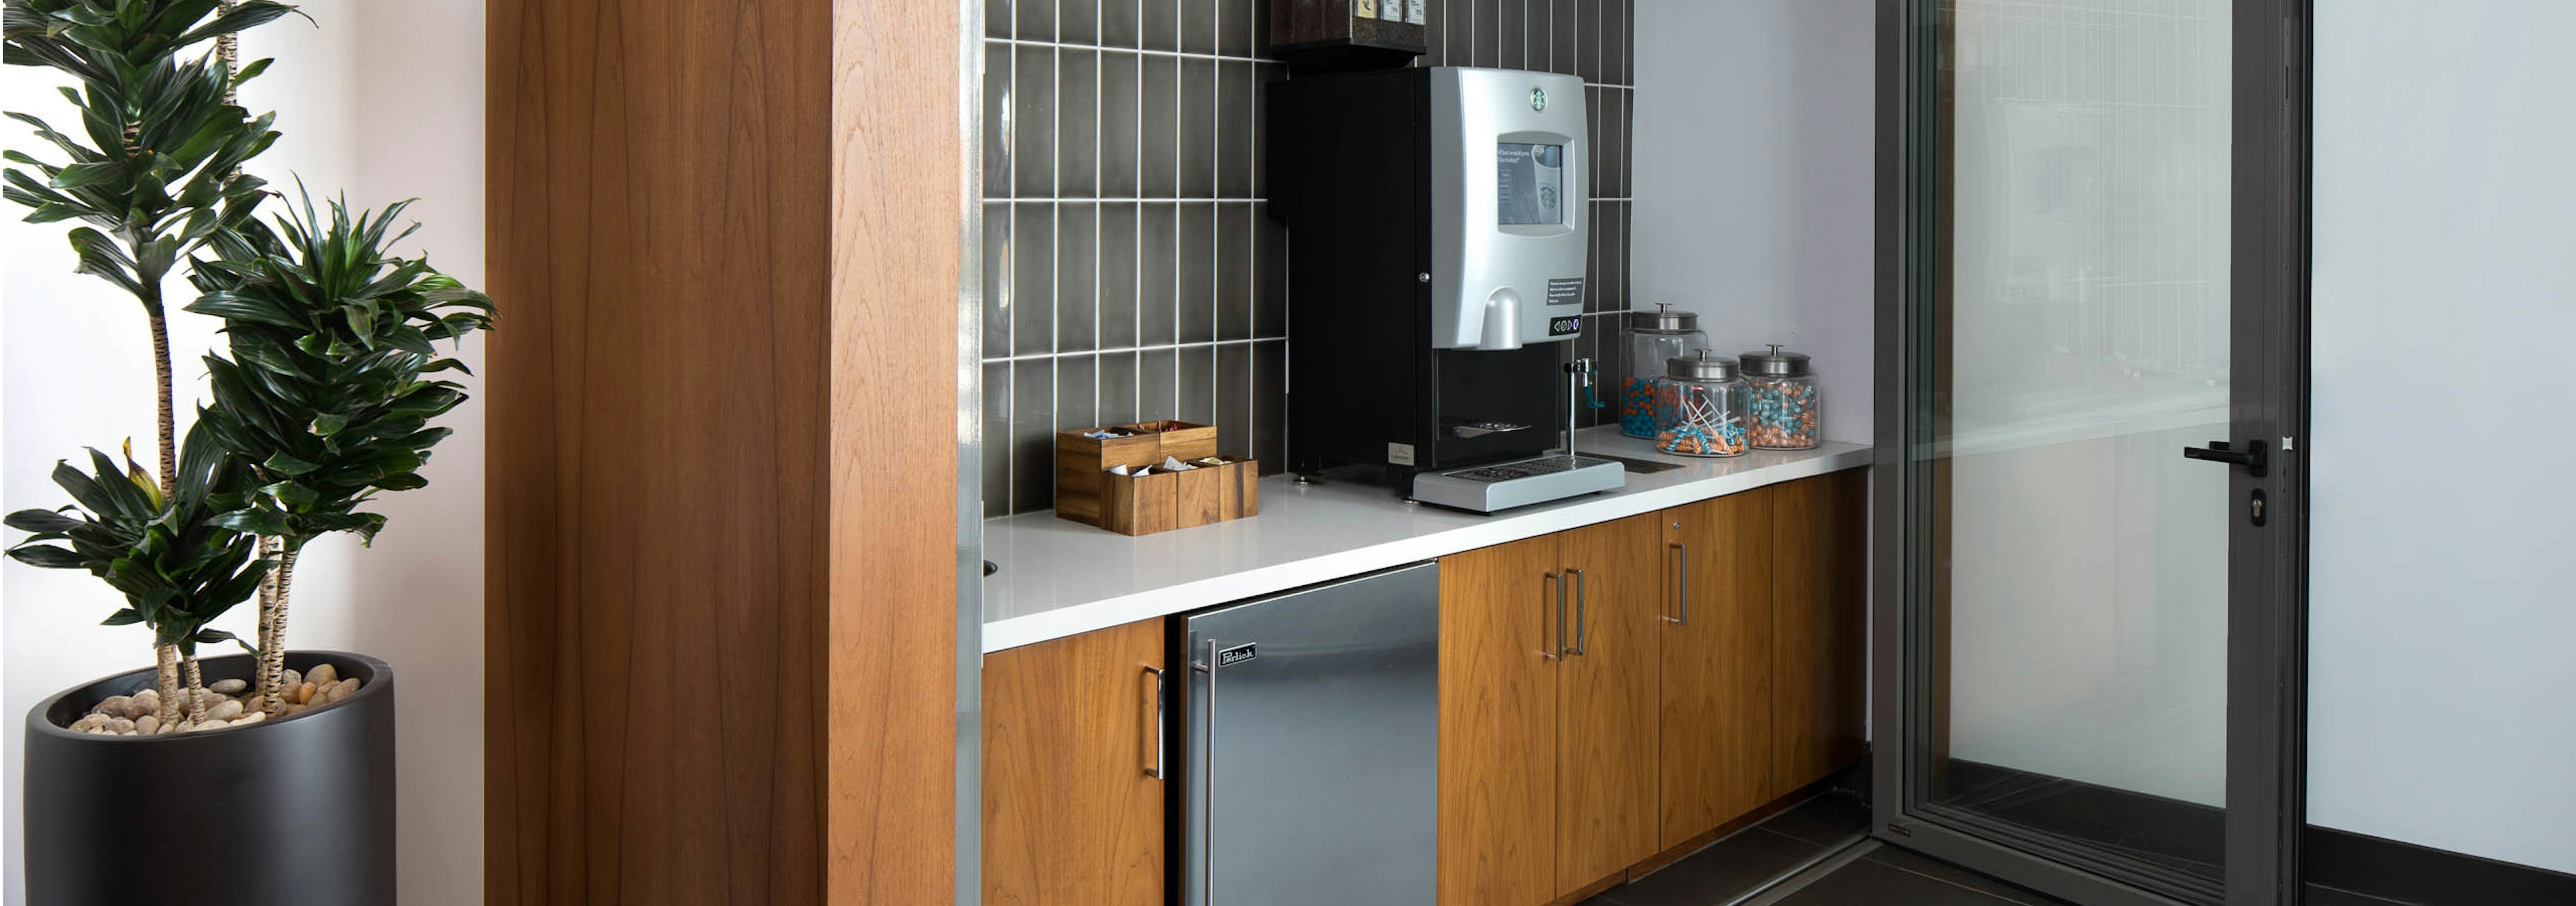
[1192,639,1218,905]
[1567,568,1589,656]
[1542,572,1563,661]
[1667,543,1689,625]
[1144,666,1167,780]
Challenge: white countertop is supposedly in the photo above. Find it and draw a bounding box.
[978,428,1872,653]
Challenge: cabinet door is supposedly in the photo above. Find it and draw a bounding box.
[1770,472,1870,797]
[1438,535,1560,906]
[1554,513,1664,897]
[982,620,1166,906]
[1656,489,1777,848]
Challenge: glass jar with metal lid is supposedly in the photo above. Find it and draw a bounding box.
[1652,351,1749,457]
[1739,344,1821,450]
[1620,303,1709,438]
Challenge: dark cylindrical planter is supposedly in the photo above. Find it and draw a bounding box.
[23,650,395,905]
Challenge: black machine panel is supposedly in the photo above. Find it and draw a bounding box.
[1275,68,1568,484]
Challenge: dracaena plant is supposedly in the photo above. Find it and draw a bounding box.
[188,189,494,712]
[5,0,292,485]
[4,425,270,720]
[3,0,293,721]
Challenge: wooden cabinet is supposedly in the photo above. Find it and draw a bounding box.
[1436,534,1561,906]
[1656,488,1778,848]
[1769,469,1869,798]
[1436,472,1870,906]
[1553,515,1665,897]
[967,471,1864,906]
[1438,514,1664,904]
[981,620,1167,906]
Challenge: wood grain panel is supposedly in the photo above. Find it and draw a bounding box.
[1656,489,1776,849]
[825,1,963,901]
[1552,514,1662,897]
[1438,535,1560,906]
[487,0,961,901]
[981,620,1164,906]
[1770,472,1870,798]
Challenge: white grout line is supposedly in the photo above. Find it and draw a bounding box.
[1049,37,1062,456]
[1002,196,1268,203]
[1090,0,1104,423]
[1242,1,1259,443]
[1168,46,1183,417]
[981,336,1287,366]
[1001,37,1017,503]
[1132,23,1145,419]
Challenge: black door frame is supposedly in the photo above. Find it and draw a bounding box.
[1868,2,2312,905]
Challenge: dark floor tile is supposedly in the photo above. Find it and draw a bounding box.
[1775,858,2025,906]
[1599,828,1827,906]
[1864,847,2071,906]
[1762,794,1872,848]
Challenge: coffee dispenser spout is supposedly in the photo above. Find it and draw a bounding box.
[1564,357,1598,457]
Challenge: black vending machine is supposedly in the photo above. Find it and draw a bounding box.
[1275,66,1623,511]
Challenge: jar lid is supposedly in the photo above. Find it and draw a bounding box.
[1666,350,1737,381]
[1738,344,1812,376]
[1627,303,1699,333]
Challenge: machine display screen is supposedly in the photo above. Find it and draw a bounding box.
[1495,142,1566,225]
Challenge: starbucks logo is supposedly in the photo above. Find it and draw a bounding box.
[1530,87,1547,111]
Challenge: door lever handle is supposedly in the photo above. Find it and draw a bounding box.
[2182,439,2267,477]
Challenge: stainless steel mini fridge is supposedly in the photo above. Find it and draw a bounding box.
[1175,562,1440,906]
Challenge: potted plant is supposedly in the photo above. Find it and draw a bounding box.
[3,2,492,902]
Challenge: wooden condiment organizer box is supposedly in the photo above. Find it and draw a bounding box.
[1055,421,1256,535]
[1099,456,1259,536]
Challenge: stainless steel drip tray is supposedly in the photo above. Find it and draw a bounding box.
[1409,454,1625,513]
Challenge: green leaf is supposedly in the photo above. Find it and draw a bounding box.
[49,160,125,189]
[51,458,118,517]
[184,291,303,327]
[101,609,145,626]
[24,202,88,223]
[170,3,303,50]
[4,507,85,535]
[260,452,320,476]
[261,479,319,510]
[209,507,287,536]
[8,544,91,569]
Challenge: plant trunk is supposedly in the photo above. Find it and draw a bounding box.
[254,536,280,709]
[114,115,174,497]
[147,307,175,498]
[217,3,239,105]
[154,644,182,724]
[258,548,299,714]
[183,654,207,721]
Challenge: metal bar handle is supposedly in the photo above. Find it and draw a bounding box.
[1542,572,1563,660]
[1144,666,1166,779]
[1568,568,1589,656]
[1668,543,1689,625]
[1193,640,1219,905]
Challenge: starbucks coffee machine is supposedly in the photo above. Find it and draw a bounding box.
[1276,66,1623,511]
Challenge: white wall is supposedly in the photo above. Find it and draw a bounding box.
[1,3,485,902]
[1631,0,1875,445]
[2310,0,2576,874]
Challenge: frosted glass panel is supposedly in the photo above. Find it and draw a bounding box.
[1919,0,2231,884]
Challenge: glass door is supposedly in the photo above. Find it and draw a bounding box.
[1874,1,2306,905]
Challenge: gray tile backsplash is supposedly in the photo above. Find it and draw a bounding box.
[982,0,1635,516]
